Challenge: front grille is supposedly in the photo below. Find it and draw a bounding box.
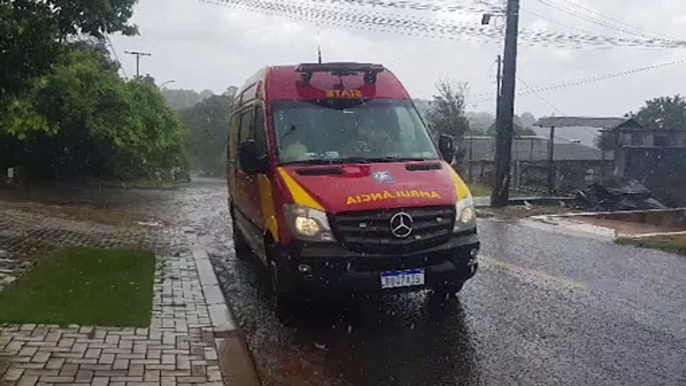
[350,253,451,272]
[330,206,455,254]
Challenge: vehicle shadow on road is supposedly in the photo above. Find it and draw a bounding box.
[281,291,481,386]
[220,249,481,386]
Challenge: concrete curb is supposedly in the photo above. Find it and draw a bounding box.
[185,230,262,386]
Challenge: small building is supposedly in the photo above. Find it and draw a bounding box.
[603,120,686,206]
[605,124,686,148]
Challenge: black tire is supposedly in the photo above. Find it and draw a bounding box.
[231,212,250,256]
[266,243,300,318]
[432,281,465,299]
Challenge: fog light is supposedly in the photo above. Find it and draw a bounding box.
[298,264,312,273]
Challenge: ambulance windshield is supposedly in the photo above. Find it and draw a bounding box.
[272,99,440,165]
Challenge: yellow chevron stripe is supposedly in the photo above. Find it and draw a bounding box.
[278,168,325,211]
[446,163,472,201]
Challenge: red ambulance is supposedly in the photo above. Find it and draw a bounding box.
[227,63,479,308]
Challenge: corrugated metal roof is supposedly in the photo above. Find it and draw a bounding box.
[463,137,613,162]
[535,117,629,128]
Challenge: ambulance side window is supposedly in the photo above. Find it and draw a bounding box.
[239,109,254,144]
[228,114,240,163]
[253,106,267,160]
[238,108,254,171]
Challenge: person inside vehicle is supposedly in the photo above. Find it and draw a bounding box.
[279,124,310,163]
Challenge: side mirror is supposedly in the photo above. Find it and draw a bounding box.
[238,140,268,174]
[438,134,456,163]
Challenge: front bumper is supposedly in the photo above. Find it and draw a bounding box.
[278,231,480,294]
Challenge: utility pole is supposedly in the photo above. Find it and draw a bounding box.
[124,51,152,78]
[491,0,520,208]
[548,126,556,194]
[494,54,502,144]
[496,55,502,103]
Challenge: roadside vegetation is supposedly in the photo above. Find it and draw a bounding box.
[178,91,236,176]
[469,183,492,197]
[617,236,686,256]
[1,0,188,183]
[0,247,155,326]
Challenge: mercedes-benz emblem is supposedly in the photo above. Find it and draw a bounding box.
[390,212,414,239]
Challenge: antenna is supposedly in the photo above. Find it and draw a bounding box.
[317,24,323,64]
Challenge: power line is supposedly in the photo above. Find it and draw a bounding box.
[297,0,503,14]
[472,57,686,102]
[105,35,128,79]
[544,0,676,41]
[537,0,675,41]
[516,76,563,115]
[516,77,601,141]
[200,0,686,49]
[520,8,615,38]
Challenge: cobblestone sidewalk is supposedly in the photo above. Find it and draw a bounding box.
[1,228,236,386]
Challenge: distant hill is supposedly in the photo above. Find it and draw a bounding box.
[163,89,214,111]
[414,98,539,137]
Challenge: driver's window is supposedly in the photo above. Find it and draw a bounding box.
[238,109,254,172]
[239,109,254,145]
[253,106,267,160]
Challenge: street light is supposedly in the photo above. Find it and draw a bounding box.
[159,80,176,89]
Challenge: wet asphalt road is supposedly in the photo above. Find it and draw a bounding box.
[178,178,686,386]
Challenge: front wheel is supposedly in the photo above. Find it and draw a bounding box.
[431,281,465,299]
[268,260,301,317]
[231,212,250,256]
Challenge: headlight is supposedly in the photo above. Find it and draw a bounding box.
[284,204,334,242]
[454,195,476,232]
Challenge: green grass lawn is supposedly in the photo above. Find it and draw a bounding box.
[617,235,686,256]
[0,247,155,327]
[469,183,493,197]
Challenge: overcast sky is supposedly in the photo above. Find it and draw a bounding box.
[110,0,686,118]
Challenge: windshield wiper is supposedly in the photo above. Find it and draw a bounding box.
[364,156,433,163]
[280,156,435,166]
[279,158,363,166]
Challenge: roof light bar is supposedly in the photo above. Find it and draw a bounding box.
[296,62,385,85]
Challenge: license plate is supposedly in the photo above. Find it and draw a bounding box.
[380,269,425,289]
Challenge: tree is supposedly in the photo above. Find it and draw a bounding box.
[632,95,686,130]
[0,0,137,102]
[0,0,177,181]
[0,1,62,99]
[46,0,138,38]
[162,89,215,110]
[1,47,187,180]
[425,79,470,141]
[520,112,537,128]
[178,93,234,175]
[596,94,686,151]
